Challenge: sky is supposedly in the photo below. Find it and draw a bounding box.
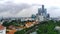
[0,0,60,18]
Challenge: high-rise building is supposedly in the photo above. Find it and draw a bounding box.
[38,5,47,16]
[42,5,44,13]
[47,14,50,18]
[36,5,50,22]
[38,8,42,15]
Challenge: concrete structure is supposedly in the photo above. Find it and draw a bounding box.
[21,17,35,21]
[36,5,50,22]
[0,22,6,34]
[54,26,60,34]
[36,15,45,22]
[30,31,37,34]
[25,22,34,28]
[0,25,6,34]
[38,5,47,16]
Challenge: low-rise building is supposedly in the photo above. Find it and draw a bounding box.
[25,22,34,28]
[0,25,6,34]
[36,15,45,22]
[6,29,16,34]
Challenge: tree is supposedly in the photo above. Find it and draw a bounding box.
[37,20,58,34]
[2,21,9,27]
[14,30,25,34]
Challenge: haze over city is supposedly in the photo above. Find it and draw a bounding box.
[0,0,60,17]
[1,0,60,34]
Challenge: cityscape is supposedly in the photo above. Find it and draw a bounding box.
[0,0,60,34]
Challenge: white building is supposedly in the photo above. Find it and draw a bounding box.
[0,27,6,34]
[21,17,35,21]
[36,15,45,22]
[0,22,6,34]
[30,31,37,34]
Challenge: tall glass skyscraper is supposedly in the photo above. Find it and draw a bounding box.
[42,5,44,13]
[38,5,47,15]
[38,8,42,15]
[36,5,50,21]
[38,5,49,18]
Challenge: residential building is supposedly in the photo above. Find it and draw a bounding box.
[6,29,16,34]
[0,25,6,34]
[25,22,34,28]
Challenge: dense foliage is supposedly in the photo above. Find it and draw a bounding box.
[37,20,59,34]
[14,30,25,34]
[2,20,60,34]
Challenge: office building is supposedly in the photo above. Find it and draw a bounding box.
[36,5,50,22]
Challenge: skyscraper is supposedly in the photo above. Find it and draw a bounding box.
[38,8,42,15]
[38,5,47,16]
[42,5,44,13]
[37,5,50,20]
[36,5,50,22]
[47,14,50,18]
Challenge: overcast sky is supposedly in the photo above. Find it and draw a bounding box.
[0,0,60,18]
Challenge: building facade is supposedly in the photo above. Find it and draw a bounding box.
[36,5,50,22]
[0,25,6,34]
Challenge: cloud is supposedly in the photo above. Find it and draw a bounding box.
[16,6,38,17]
[0,3,31,12]
[0,2,39,17]
[0,1,60,18]
[47,7,60,17]
[0,0,45,17]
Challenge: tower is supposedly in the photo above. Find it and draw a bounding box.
[42,5,44,13]
[38,8,42,15]
[38,5,47,16]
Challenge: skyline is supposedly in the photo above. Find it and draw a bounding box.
[0,0,60,17]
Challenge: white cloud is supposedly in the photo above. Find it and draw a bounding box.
[0,0,60,7]
[16,6,38,17]
[0,6,38,17]
[47,7,60,17]
[0,0,60,17]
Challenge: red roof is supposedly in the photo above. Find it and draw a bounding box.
[0,24,4,30]
[7,29,16,34]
